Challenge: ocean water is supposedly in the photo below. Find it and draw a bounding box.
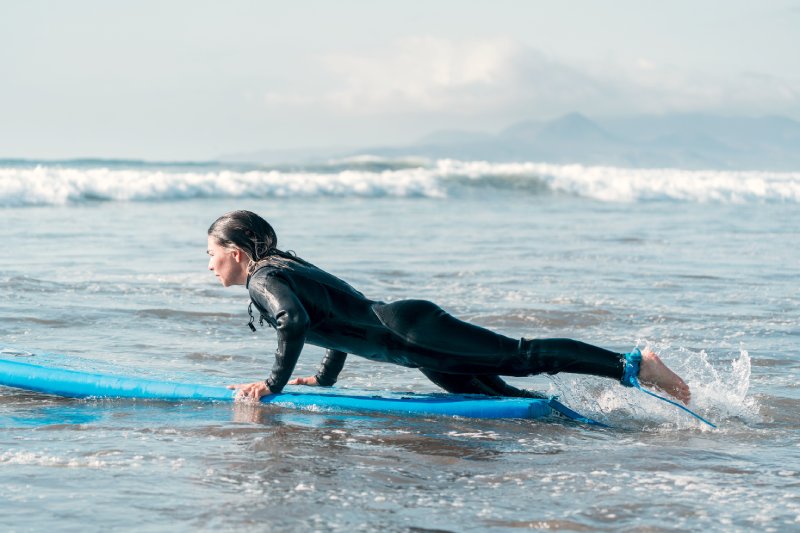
[1,158,798,532]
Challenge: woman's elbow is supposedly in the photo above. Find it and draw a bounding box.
[276,311,310,337]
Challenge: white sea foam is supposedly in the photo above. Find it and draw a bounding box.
[1,159,799,206]
[437,160,800,203]
[0,450,107,468]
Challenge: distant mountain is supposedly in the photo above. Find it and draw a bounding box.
[525,112,619,143]
[219,113,800,171]
[596,114,800,169]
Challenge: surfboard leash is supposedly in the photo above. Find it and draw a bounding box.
[547,397,610,428]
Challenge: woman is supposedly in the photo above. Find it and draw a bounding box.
[208,210,690,404]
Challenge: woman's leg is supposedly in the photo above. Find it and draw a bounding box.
[380,300,688,401]
[418,369,547,399]
[418,368,501,396]
[378,301,625,378]
[518,341,691,404]
[419,338,690,403]
[474,375,548,399]
[517,338,625,379]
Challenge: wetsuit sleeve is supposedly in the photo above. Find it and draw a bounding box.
[315,349,347,387]
[250,274,310,393]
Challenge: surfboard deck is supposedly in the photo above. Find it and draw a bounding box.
[0,358,555,420]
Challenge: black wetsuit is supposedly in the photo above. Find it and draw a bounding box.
[247,257,626,397]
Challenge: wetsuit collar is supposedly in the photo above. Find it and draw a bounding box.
[245,264,270,288]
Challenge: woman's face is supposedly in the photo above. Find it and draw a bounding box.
[207,236,248,287]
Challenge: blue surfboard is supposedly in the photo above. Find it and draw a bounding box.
[0,357,567,420]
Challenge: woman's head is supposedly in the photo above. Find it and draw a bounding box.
[207,210,278,286]
[208,210,278,263]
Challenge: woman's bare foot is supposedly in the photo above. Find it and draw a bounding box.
[637,349,691,404]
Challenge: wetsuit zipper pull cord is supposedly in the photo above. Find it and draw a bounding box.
[247,301,257,332]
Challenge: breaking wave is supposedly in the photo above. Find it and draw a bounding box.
[1,157,799,206]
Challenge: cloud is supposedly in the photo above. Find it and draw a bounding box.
[320,36,521,113]
[261,36,800,120]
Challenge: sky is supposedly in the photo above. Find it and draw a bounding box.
[1,0,799,160]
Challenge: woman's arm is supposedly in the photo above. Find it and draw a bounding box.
[315,349,347,386]
[248,274,310,393]
[289,349,348,387]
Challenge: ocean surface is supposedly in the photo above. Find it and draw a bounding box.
[1,157,798,532]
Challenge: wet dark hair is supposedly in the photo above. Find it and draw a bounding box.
[208,210,308,273]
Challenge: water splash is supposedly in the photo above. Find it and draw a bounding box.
[679,344,757,423]
[548,342,759,430]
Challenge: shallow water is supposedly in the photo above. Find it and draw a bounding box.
[1,161,799,531]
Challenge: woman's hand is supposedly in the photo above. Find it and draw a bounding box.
[288,376,319,386]
[227,381,271,401]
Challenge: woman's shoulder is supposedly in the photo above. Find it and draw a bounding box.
[248,257,324,288]
[248,256,366,299]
